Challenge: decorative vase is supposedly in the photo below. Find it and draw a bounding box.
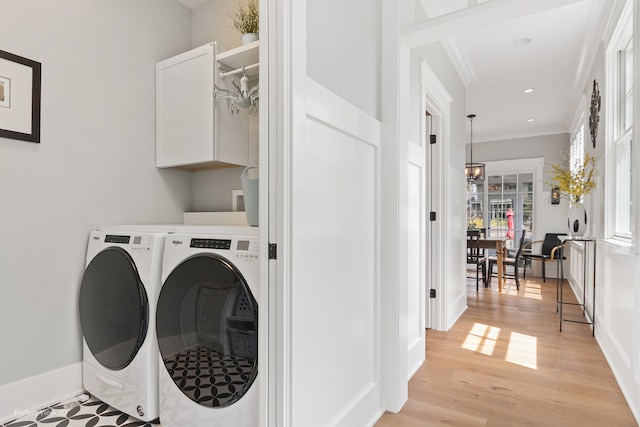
[568,203,587,236]
[241,33,259,45]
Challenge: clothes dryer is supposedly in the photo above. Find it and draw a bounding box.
[79,230,166,421]
[156,229,259,426]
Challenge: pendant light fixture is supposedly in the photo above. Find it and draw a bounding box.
[465,114,485,181]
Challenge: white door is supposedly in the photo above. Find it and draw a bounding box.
[425,109,439,330]
[407,112,426,377]
[269,1,384,426]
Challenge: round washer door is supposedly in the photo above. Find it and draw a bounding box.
[156,253,258,408]
[79,247,149,370]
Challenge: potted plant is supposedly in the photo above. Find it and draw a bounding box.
[229,0,259,45]
[546,151,597,236]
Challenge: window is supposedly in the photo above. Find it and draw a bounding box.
[487,173,533,250]
[569,121,585,201]
[606,1,633,241]
[466,171,534,251]
[568,118,586,206]
[466,182,484,230]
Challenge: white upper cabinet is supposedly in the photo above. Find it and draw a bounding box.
[156,41,259,169]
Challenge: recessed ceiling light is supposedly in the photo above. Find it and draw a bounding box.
[527,118,536,122]
[524,88,534,94]
[514,38,532,47]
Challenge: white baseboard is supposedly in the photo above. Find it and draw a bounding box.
[0,363,83,424]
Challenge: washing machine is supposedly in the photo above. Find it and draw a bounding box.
[79,230,166,421]
[156,229,259,426]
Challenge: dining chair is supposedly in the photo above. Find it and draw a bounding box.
[487,229,526,290]
[466,230,487,291]
[522,232,566,282]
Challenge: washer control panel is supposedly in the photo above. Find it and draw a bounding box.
[235,238,260,261]
[190,238,232,250]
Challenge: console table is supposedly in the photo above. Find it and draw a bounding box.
[557,237,596,336]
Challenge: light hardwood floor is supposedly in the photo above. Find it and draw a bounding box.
[375,276,638,426]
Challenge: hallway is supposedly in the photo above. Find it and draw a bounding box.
[376,277,637,426]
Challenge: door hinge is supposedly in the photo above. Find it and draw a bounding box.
[430,289,436,298]
[430,134,436,144]
[430,211,436,221]
[268,243,277,260]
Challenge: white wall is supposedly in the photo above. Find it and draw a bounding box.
[0,0,192,417]
[573,27,640,422]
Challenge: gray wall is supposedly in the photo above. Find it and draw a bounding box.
[0,0,192,386]
[471,133,569,173]
[190,0,258,213]
[307,0,382,120]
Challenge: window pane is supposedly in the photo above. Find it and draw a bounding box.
[615,135,632,235]
[609,9,633,241]
[518,173,533,193]
[466,182,484,230]
[503,174,517,190]
[488,175,501,193]
[624,38,633,131]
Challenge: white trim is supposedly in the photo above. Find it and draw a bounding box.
[0,363,83,424]
[306,80,382,146]
[379,0,410,414]
[472,125,569,144]
[634,0,640,253]
[570,94,587,133]
[604,0,634,246]
[420,60,454,332]
[440,38,477,88]
[420,61,453,105]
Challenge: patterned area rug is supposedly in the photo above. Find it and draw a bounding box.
[163,346,255,408]
[1,394,160,427]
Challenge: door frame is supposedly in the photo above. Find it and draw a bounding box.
[421,60,452,331]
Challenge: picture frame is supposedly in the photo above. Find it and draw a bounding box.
[0,49,41,143]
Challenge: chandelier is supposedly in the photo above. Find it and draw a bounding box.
[465,114,485,181]
[214,66,259,114]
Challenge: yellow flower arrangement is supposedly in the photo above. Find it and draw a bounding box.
[546,152,597,204]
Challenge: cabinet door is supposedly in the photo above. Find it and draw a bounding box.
[156,43,250,169]
[156,43,216,168]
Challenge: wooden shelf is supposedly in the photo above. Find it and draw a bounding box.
[216,41,259,77]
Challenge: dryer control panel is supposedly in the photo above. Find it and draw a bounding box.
[104,234,155,253]
[188,237,259,261]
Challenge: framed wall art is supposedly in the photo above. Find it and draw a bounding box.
[0,49,41,143]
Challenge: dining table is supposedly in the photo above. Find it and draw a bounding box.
[476,236,508,292]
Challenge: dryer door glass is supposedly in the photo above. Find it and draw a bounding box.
[157,253,258,408]
[79,247,148,370]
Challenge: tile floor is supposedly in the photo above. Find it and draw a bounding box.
[1,393,160,427]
